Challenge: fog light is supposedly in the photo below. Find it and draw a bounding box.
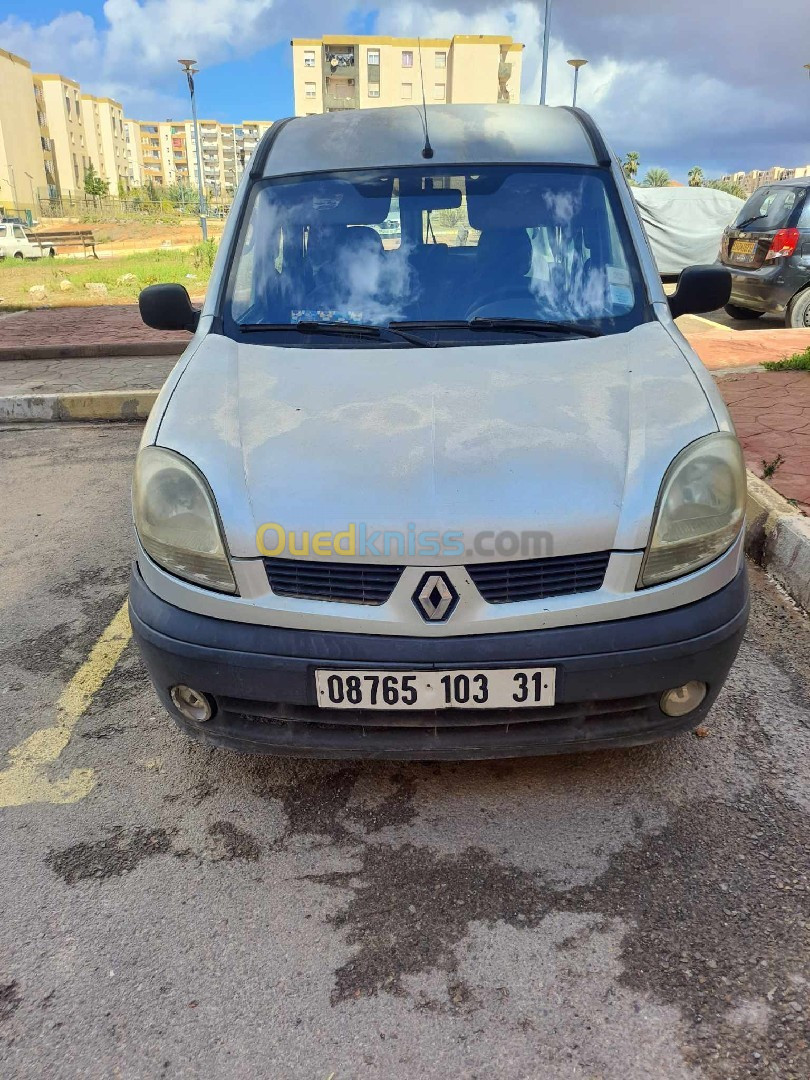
[660,681,707,717]
[170,684,213,722]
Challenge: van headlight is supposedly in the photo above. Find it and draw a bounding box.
[639,432,746,588]
[133,446,237,594]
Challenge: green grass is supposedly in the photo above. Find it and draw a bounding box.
[763,347,810,372]
[0,248,212,310]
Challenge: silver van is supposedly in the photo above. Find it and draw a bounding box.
[131,104,747,759]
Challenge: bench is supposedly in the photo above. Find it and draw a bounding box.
[29,229,98,259]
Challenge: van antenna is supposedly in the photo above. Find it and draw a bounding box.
[417,38,434,159]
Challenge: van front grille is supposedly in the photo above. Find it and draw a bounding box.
[467,551,611,604]
[264,557,403,605]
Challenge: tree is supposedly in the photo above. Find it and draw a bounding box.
[706,178,747,200]
[622,151,640,183]
[688,166,704,187]
[83,163,109,202]
[643,167,670,187]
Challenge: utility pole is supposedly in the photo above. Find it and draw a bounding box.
[179,59,208,242]
[540,0,553,104]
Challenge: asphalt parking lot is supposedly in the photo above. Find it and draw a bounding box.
[0,423,808,1080]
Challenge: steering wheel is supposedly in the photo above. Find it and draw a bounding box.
[465,285,538,321]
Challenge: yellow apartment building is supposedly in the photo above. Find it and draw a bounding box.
[37,73,91,196]
[720,165,810,196]
[82,94,130,193]
[242,121,274,166]
[291,34,523,116]
[0,49,50,214]
[123,119,144,187]
[33,77,60,199]
[158,121,191,187]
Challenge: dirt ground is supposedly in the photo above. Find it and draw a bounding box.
[30,218,225,256]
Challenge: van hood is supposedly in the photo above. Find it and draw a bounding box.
[156,322,719,561]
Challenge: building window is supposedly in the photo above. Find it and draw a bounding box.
[401,82,413,100]
[435,51,446,68]
[304,50,316,67]
[305,82,317,98]
[368,83,380,98]
[402,51,413,68]
[368,49,380,65]
[434,82,445,100]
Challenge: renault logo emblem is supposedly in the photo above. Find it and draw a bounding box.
[413,572,459,622]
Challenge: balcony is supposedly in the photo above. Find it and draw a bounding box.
[324,48,356,79]
[323,95,358,112]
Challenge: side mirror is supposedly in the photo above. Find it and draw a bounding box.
[139,284,199,332]
[668,265,731,320]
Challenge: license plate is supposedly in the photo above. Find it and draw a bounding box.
[315,667,556,710]
[733,239,756,258]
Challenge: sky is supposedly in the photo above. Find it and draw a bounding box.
[1,0,808,183]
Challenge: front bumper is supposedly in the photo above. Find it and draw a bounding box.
[130,562,749,760]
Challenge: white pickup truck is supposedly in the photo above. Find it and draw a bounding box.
[0,222,55,259]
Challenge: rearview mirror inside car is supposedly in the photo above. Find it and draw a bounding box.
[668,265,731,320]
[139,283,200,332]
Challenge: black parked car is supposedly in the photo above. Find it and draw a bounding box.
[719,178,810,327]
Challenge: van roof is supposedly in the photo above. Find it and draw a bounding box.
[258,104,602,178]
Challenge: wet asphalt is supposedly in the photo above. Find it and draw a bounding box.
[0,423,807,1079]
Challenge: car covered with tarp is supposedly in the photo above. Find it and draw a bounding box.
[633,186,743,279]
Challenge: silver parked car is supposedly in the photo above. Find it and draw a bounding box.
[131,104,747,759]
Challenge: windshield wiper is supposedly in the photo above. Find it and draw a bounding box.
[238,321,431,346]
[734,215,765,230]
[390,318,602,338]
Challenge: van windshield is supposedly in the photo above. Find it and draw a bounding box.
[224,165,648,345]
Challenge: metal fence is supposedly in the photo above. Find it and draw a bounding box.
[35,192,205,218]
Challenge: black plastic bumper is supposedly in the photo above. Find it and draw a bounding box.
[129,563,749,760]
[726,261,808,314]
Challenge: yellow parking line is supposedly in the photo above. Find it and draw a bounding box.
[686,314,736,332]
[0,600,131,807]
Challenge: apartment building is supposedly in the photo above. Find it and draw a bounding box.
[0,42,274,208]
[123,119,144,187]
[82,94,129,193]
[0,49,50,214]
[157,122,191,187]
[184,120,243,199]
[33,77,60,198]
[291,34,523,116]
[721,164,810,196]
[38,73,91,196]
[119,119,259,200]
[242,121,274,166]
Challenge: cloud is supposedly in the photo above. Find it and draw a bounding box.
[0,0,807,177]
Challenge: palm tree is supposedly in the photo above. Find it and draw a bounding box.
[688,166,704,187]
[622,151,640,183]
[643,167,670,188]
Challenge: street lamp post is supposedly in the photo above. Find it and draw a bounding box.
[539,0,552,104]
[567,58,588,108]
[24,171,36,222]
[178,58,208,242]
[8,165,18,212]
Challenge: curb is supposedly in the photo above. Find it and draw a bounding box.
[745,472,810,612]
[0,389,158,422]
[0,341,186,361]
